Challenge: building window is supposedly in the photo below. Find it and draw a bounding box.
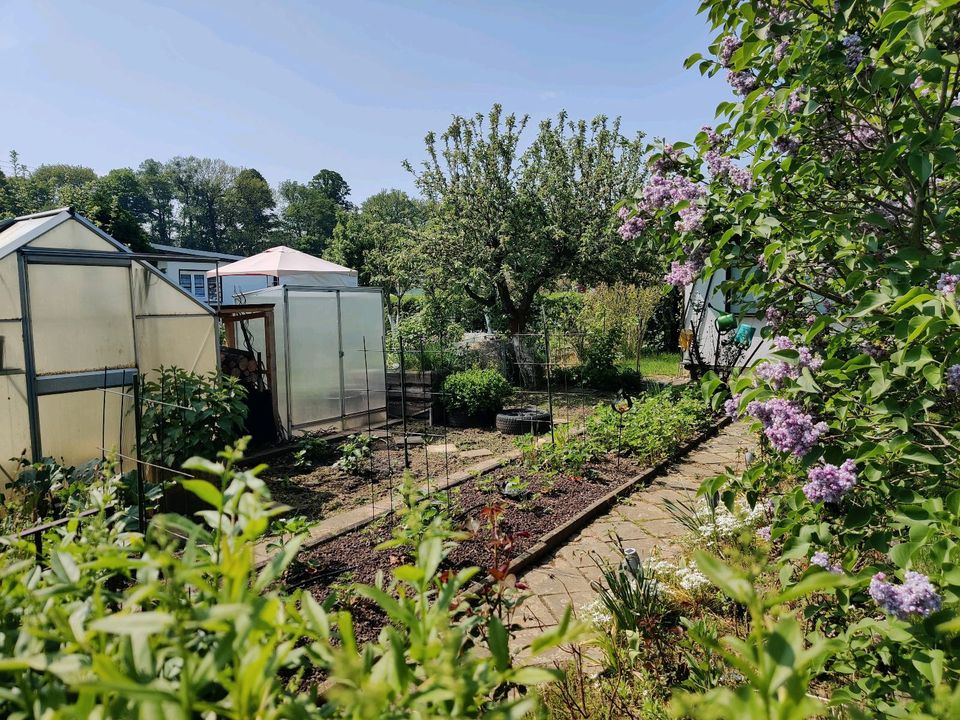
[179,271,207,300]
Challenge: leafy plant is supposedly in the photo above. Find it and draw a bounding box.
[0,440,583,718]
[442,367,512,417]
[333,433,372,475]
[292,433,334,468]
[139,366,248,469]
[587,387,709,463]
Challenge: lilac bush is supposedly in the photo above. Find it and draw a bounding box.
[810,552,842,574]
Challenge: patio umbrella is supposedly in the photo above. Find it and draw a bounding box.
[206,245,357,285]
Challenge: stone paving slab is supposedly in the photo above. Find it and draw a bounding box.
[512,422,756,663]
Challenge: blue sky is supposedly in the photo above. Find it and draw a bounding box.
[1,0,729,202]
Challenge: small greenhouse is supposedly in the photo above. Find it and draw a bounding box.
[0,209,219,484]
[227,285,387,437]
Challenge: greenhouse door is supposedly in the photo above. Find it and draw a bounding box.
[18,249,139,463]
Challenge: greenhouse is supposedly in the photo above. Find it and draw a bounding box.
[0,208,219,484]
[228,285,387,437]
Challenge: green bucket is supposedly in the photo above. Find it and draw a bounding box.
[715,313,737,332]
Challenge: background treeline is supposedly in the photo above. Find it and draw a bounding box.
[0,150,353,255]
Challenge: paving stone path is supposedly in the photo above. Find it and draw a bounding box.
[511,422,756,656]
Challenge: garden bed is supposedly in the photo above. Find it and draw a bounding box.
[261,389,615,523]
[287,386,716,653]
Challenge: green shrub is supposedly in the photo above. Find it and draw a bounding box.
[587,388,710,463]
[442,367,512,416]
[139,366,248,469]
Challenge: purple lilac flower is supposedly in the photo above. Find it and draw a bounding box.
[773,336,795,351]
[747,398,828,456]
[869,572,942,620]
[728,71,759,96]
[805,314,817,326]
[765,307,784,327]
[651,143,682,174]
[773,135,801,155]
[705,150,753,190]
[724,393,743,419]
[675,204,706,233]
[701,125,725,149]
[946,364,960,392]
[842,33,864,70]
[786,89,805,114]
[719,35,742,68]
[937,272,960,294]
[757,525,772,542]
[617,207,647,241]
[664,258,702,287]
[640,173,704,212]
[803,459,857,504]
[844,118,881,148]
[811,552,843,574]
[773,39,790,62]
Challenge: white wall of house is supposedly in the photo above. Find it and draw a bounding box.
[154,257,271,304]
[683,270,773,370]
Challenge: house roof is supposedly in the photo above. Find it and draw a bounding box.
[150,243,245,262]
[206,245,357,278]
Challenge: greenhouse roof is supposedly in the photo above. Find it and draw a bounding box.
[0,208,129,260]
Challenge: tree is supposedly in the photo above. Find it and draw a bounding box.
[276,180,339,254]
[328,189,428,330]
[406,105,645,375]
[137,159,176,244]
[222,168,275,254]
[309,169,353,209]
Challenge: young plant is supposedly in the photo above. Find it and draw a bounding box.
[333,433,372,475]
[293,433,334,468]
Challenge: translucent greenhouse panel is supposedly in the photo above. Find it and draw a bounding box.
[338,291,387,419]
[0,375,30,487]
[28,264,135,375]
[136,316,218,378]
[0,254,20,320]
[287,290,341,430]
[37,387,135,470]
[0,319,24,372]
[30,220,117,253]
[131,264,211,316]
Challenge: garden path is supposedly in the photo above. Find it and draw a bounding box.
[511,421,756,660]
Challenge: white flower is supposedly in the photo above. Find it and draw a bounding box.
[581,599,612,626]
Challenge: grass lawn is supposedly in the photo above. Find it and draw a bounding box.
[620,352,682,378]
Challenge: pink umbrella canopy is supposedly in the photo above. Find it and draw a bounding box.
[206,245,356,280]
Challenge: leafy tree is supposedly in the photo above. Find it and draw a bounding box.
[222,168,275,254]
[309,168,353,210]
[137,159,176,244]
[276,179,339,254]
[406,105,645,372]
[329,189,428,330]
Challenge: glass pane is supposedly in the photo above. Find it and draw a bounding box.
[194,274,206,298]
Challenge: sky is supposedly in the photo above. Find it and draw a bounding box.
[0,0,729,203]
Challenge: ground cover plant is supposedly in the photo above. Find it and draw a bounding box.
[606,0,960,716]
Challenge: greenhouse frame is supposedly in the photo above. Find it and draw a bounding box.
[0,208,219,484]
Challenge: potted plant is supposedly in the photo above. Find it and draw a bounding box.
[441,368,512,427]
